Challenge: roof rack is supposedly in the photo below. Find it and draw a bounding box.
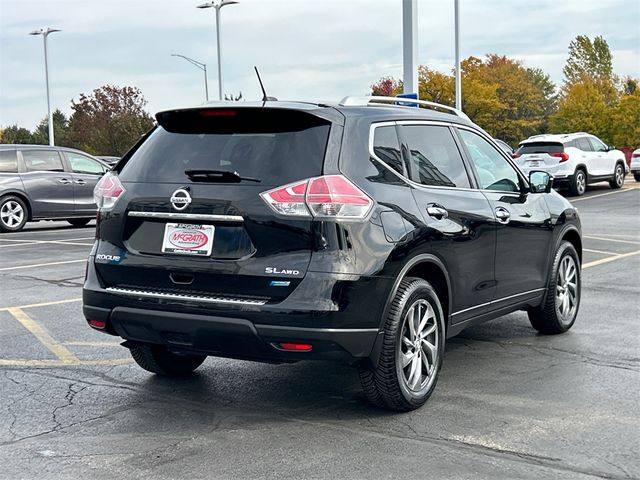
[339,96,470,121]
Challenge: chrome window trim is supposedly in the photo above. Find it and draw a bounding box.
[127,211,244,222]
[451,288,545,317]
[368,121,481,193]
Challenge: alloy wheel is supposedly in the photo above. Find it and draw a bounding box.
[0,200,24,228]
[576,172,586,195]
[398,299,439,392]
[615,165,624,187]
[556,255,578,324]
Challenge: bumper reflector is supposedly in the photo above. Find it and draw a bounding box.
[88,319,106,329]
[278,342,313,352]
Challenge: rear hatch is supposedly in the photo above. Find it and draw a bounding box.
[95,107,334,304]
[512,141,567,172]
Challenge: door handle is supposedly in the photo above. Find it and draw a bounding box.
[495,207,511,224]
[426,204,448,220]
[58,178,71,184]
[74,179,86,185]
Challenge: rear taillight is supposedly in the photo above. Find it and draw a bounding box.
[261,175,373,220]
[551,152,569,162]
[94,172,125,211]
[511,153,521,159]
[632,153,640,158]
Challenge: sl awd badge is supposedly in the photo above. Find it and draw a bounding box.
[265,267,300,276]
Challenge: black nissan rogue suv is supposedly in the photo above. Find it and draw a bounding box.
[83,97,582,411]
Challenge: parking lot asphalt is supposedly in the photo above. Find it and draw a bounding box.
[0,180,638,480]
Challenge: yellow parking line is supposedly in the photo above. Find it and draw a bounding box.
[571,188,636,202]
[0,259,86,271]
[584,235,640,245]
[63,341,121,347]
[0,298,82,311]
[583,248,617,255]
[0,358,132,367]
[583,250,640,269]
[7,307,79,363]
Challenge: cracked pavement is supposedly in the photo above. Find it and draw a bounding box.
[0,184,639,479]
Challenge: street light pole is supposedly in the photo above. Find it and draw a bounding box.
[29,27,60,146]
[454,0,462,111]
[172,54,209,102]
[197,1,238,101]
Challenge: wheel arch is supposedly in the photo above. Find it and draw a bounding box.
[0,190,33,221]
[560,226,582,264]
[367,254,451,367]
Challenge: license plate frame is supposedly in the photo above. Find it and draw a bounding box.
[161,223,215,256]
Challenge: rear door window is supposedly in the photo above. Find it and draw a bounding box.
[400,124,470,188]
[577,138,593,151]
[22,150,64,172]
[372,125,405,176]
[119,109,331,186]
[0,150,18,173]
[66,153,106,175]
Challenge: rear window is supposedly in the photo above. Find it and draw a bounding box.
[0,150,18,173]
[516,142,564,155]
[119,108,331,186]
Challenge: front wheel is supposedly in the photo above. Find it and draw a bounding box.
[634,172,640,182]
[609,163,625,189]
[67,218,91,227]
[359,277,445,411]
[528,241,581,334]
[129,343,206,376]
[0,195,28,232]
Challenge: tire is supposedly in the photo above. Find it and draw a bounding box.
[609,163,625,189]
[67,218,91,227]
[634,172,640,183]
[359,277,445,411]
[129,343,206,376]
[528,241,581,334]
[0,195,28,232]
[569,169,587,196]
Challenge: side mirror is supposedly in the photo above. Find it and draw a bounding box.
[529,170,553,194]
[607,145,616,152]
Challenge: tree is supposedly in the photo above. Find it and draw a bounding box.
[563,35,614,85]
[609,88,640,148]
[31,109,70,146]
[549,79,610,141]
[418,66,454,105]
[371,77,402,97]
[68,85,155,155]
[0,125,34,144]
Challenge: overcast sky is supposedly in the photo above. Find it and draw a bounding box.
[1,0,638,129]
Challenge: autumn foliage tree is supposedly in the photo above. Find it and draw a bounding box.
[68,85,155,156]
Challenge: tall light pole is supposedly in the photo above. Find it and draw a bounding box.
[172,54,209,102]
[454,0,462,111]
[29,27,61,146]
[402,0,418,97]
[196,1,238,101]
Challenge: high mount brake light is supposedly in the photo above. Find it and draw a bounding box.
[94,172,125,210]
[199,110,238,117]
[260,175,373,220]
[550,152,569,162]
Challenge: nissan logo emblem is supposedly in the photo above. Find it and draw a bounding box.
[170,189,192,211]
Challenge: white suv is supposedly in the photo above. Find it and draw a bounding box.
[630,148,640,182]
[513,133,627,196]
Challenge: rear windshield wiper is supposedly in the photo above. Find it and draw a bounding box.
[185,169,261,183]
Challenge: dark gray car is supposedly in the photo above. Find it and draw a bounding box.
[0,145,109,232]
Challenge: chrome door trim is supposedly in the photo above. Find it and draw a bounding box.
[451,288,545,317]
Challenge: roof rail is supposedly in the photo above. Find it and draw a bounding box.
[339,96,470,121]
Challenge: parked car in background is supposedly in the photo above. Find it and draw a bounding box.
[630,149,640,182]
[0,145,110,232]
[512,132,627,196]
[83,97,583,411]
[97,156,120,167]
[494,139,513,155]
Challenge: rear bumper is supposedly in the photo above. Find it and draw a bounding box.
[83,259,389,363]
